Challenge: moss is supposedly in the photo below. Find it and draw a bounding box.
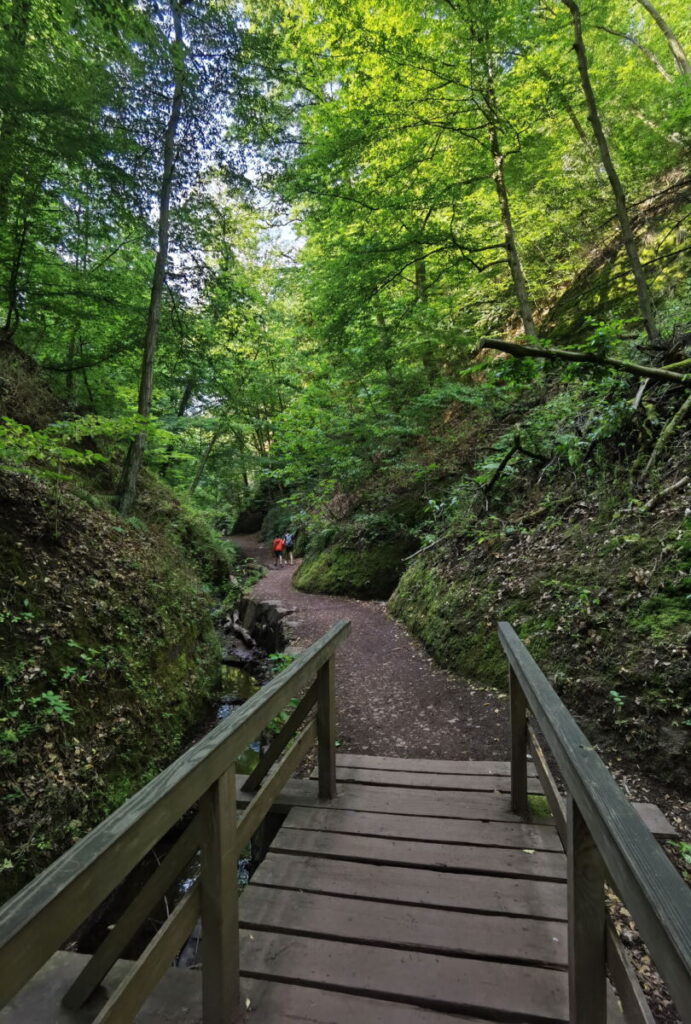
[528,794,551,819]
[388,558,522,688]
[632,594,690,644]
[294,541,410,600]
[0,468,229,900]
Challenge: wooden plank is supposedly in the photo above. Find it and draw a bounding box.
[92,884,200,1024]
[281,805,565,852]
[312,765,544,794]
[236,721,318,851]
[271,827,567,881]
[239,929,569,1022]
[510,663,529,815]
[633,803,678,840]
[62,814,202,1010]
[200,768,240,1023]
[237,777,553,825]
[567,795,606,1023]
[0,619,351,1010]
[252,852,567,920]
[0,950,205,1024]
[240,978,489,1023]
[528,730,676,846]
[335,753,538,776]
[498,621,691,1019]
[239,885,569,967]
[242,682,317,794]
[529,726,567,845]
[316,657,337,799]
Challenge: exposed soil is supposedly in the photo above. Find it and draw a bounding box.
[231,533,510,760]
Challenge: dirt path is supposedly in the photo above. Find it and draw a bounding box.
[232,534,509,760]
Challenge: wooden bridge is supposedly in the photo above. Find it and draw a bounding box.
[1,620,690,1023]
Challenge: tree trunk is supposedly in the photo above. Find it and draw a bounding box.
[0,212,30,345]
[189,430,221,494]
[594,24,673,82]
[481,337,689,385]
[483,63,538,338]
[635,0,691,76]
[117,2,185,515]
[533,65,605,181]
[0,0,32,228]
[415,257,428,303]
[562,0,662,348]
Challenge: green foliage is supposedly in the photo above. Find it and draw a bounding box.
[267,652,296,675]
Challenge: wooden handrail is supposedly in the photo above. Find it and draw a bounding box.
[0,617,351,1021]
[498,621,691,1022]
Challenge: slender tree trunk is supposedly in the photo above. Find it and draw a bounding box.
[635,0,691,76]
[562,0,662,348]
[482,63,538,338]
[159,377,195,476]
[189,430,220,494]
[594,25,673,82]
[79,337,96,410]
[176,377,194,418]
[0,0,32,228]
[415,256,428,302]
[117,2,185,515]
[66,333,77,398]
[488,126,538,338]
[533,65,605,181]
[415,253,437,376]
[0,212,30,344]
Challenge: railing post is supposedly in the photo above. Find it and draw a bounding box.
[317,656,337,799]
[567,794,606,1024]
[200,766,241,1024]
[509,663,528,816]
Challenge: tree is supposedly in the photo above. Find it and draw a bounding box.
[635,0,691,76]
[561,0,662,348]
[117,0,186,515]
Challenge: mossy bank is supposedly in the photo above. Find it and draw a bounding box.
[293,541,414,600]
[389,480,690,791]
[0,467,239,902]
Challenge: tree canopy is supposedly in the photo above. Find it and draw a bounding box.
[0,0,689,519]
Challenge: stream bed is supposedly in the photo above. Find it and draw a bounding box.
[69,595,295,963]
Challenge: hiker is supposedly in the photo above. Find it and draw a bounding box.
[272,535,284,567]
[283,529,295,565]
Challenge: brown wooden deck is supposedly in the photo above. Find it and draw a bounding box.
[2,620,689,1023]
[236,752,570,1023]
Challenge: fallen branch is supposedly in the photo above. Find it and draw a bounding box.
[481,338,691,387]
[484,442,519,496]
[641,391,691,480]
[402,534,451,562]
[643,475,689,511]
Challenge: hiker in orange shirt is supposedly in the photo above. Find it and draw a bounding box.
[272,535,284,568]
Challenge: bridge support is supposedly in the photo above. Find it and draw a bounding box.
[567,794,606,1022]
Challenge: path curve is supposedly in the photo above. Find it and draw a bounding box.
[232,534,509,760]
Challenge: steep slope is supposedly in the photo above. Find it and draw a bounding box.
[0,349,238,900]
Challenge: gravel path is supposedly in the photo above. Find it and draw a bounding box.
[232,533,510,760]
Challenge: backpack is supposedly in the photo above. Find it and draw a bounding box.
[284,532,294,547]
[272,537,284,551]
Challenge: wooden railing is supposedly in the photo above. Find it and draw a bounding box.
[0,618,351,1023]
[499,621,691,1024]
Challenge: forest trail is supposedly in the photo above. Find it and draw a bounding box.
[231,533,509,760]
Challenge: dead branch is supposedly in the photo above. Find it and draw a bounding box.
[481,338,691,387]
[640,392,691,480]
[643,475,689,511]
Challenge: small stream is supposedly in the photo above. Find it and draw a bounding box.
[69,596,294,964]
